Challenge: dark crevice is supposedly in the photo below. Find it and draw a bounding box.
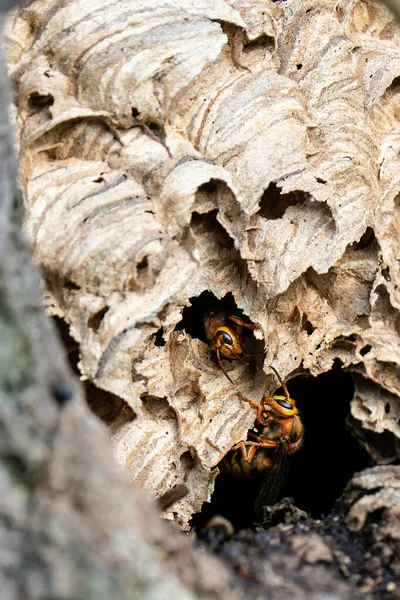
[131,106,140,118]
[154,328,166,347]
[243,35,275,55]
[86,381,129,425]
[301,313,315,336]
[53,316,80,375]
[88,306,109,332]
[64,280,81,291]
[2,455,29,484]
[175,291,234,343]
[142,396,175,421]
[137,256,148,271]
[137,120,169,150]
[190,209,234,252]
[174,291,255,345]
[353,227,376,252]
[147,121,162,135]
[193,177,230,209]
[258,183,309,220]
[381,267,390,281]
[196,180,218,196]
[330,334,358,353]
[348,413,400,464]
[360,344,372,357]
[28,91,54,109]
[192,365,370,530]
[53,316,129,424]
[180,450,196,472]
[383,75,400,100]
[136,256,149,278]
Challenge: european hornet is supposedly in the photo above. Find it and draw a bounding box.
[204,308,260,383]
[221,366,303,515]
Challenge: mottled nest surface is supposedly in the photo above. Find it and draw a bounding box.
[4,0,400,535]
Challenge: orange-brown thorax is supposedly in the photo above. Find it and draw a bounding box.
[221,373,303,478]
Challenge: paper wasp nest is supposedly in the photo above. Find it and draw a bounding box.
[5,0,400,528]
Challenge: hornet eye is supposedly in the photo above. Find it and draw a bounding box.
[276,399,293,410]
[218,331,233,345]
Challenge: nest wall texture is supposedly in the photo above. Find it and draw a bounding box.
[5,0,400,528]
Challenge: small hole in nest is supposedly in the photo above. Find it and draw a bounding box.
[360,344,372,357]
[137,256,149,273]
[353,227,376,251]
[148,121,162,136]
[64,280,81,291]
[180,450,196,471]
[296,63,303,70]
[28,91,54,109]
[385,403,391,414]
[131,106,140,118]
[243,34,274,54]
[301,314,315,336]
[258,183,309,220]
[381,267,390,281]
[88,306,109,332]
[154,328,166,347]
[175,290,236,343]
[143,396,175,421]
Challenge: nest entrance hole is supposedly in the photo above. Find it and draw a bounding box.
[258,183,309,220]
[174,291,261,354]
[193,364,370,531]
[175,291,238,342]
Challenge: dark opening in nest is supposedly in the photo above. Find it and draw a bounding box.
[175,290,239,342]
[193,364,370,531]
[175,290,261,351]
